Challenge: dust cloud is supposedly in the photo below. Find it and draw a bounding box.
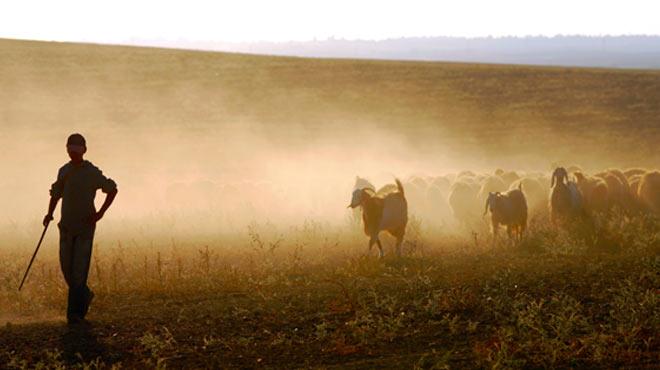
[0,120,456,239]
[0,117,641,243]
[0,39,658,247]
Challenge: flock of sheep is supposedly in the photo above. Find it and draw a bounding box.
[349,167,660,256]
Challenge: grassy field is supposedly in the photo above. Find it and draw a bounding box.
[0,214,658,368]
[0,39,659,368]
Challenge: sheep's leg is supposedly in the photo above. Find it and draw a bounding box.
[368,237,376,254]
[376,238,384,258]
[511,225,517,242]
[395,236,403,257]
[513,225,519,242]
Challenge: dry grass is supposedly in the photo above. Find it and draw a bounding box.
[0,213,658,369]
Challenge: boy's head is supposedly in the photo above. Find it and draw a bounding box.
[66,133,87,161]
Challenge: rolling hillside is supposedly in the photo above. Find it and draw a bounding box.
[1,38,658,171]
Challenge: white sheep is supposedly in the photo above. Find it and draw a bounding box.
[595,169,631,210]
[509,177,545,212]
[477,175,507,206]
[638,170,660,215]
[500,171,521,189]
[574,171,610,214]
[425,180,453,228]
[624,168,648,180]
[403,179,427,220]
[448,180,479,227]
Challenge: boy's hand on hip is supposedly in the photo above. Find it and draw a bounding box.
[88,211,104,225]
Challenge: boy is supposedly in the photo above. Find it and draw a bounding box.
[44,133,118,324]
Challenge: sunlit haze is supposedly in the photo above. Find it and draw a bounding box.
[0,2,659,367]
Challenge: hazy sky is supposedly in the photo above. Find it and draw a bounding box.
[1,0,658,43]
[0,0,660,42]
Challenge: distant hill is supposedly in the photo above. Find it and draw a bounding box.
[0,37,658,173]
[124,36,660,69]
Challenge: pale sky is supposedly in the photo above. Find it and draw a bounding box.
[0,0,658,44]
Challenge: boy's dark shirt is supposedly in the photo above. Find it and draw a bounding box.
[50,160,117,234]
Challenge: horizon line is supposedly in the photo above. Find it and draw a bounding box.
[3,33,660,46]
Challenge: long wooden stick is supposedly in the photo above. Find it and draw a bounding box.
[18,222,50,291]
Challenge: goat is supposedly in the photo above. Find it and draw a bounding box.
[549,167,583,223]
[351,176,375,223]
[483,184,528,241]
[348,179,407,257]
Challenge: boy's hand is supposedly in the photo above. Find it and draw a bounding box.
[88,211,105,225]
[43,214,53,227]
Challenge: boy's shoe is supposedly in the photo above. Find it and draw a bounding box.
[67,315,84,326]
[82,290,95,318]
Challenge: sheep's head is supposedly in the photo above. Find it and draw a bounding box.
[551,167,568,188]
[348,188,374,208]
[483,191,502,216]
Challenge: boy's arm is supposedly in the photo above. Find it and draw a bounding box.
[91,188,118,223]
[89,166,118,224]
[45,168,65,227]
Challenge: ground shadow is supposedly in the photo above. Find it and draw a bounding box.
[60,321,106,365]
[0,319,112,366]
